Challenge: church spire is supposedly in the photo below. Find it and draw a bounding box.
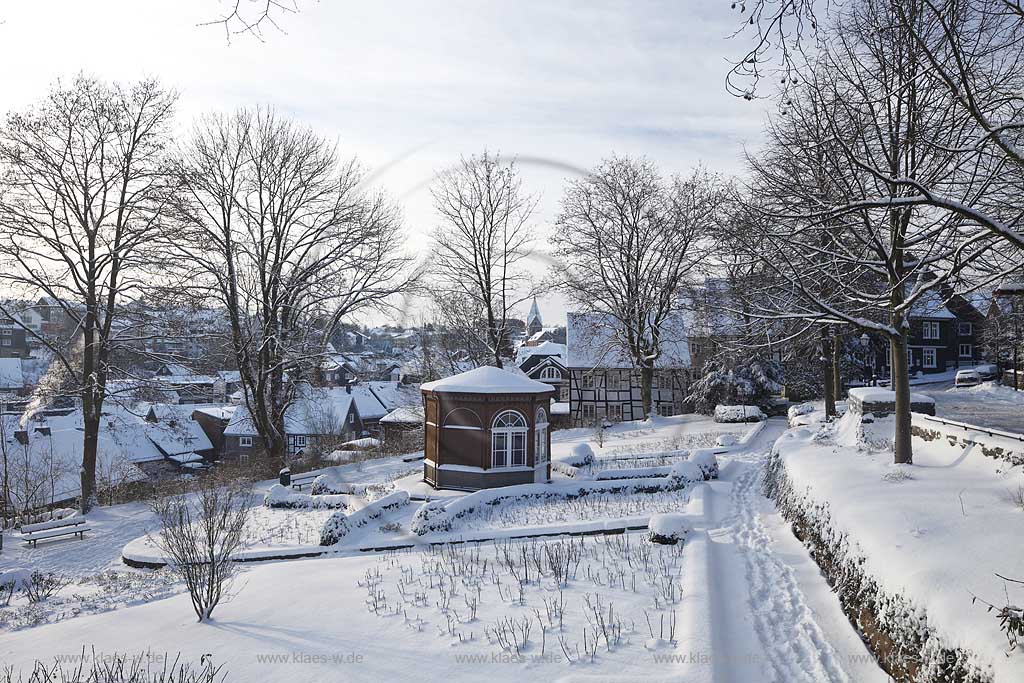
[527,297,542,335]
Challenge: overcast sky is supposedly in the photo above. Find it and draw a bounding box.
[0,0,770,327]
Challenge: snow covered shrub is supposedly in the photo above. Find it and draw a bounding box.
[688,450,719,480]
[647,513,689,544]
[0,569,31,606]
[565,442,595,466]
[687,357,783,415]
[319,512,351,546]
[713,404,765,423]
[23,572,69,603]
[666,461,703,488]
[410,498,452,535]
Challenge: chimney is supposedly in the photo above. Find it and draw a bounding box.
[345,382,352,394]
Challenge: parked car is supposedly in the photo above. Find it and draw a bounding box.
[974,363,999,381]
[955,369,982,388]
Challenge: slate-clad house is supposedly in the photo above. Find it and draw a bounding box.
[902,289,984,374]
[566,312,692,426]
[222,385,364,461]
[517,341,568,402]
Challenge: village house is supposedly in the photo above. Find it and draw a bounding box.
[222,385,364,462]
[566,312,692,426]
[516,341,568,402]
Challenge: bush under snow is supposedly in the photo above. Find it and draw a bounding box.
[714,405,766,424]
[688,449,719,480]
[647,513,689,544]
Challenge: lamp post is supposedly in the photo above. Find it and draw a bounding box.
[995,280,1024,391]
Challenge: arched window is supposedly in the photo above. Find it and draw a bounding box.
[539,366,560,381]
[491,410,527,468]
[534,407,548,464]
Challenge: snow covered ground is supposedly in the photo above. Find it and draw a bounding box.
[773,407,1024,681]
[0,414,889,682]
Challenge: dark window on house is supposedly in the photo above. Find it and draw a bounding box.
[923,348,937,369]
[958,322,973,336]
[922,322,941,340]
[959,344,973,358]
[581,404,595,421]
[581,374,595,390]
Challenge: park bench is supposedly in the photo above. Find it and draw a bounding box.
[20,517,91,548]
[290,471,319,490]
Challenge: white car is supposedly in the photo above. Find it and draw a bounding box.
[955,369,982,387]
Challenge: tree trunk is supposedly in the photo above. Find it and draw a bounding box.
[890,332,913,465]
[80,414,100,513]
[640,365,654,419]
[822,327,836,418]
[832,331,842,402]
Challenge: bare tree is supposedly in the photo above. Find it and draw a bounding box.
[740,0,1008,463]
[201,0,302,41]
[429,152,539,369]
[169,109,414,469]
[552,157,720,417]
[150,475,252,622]
[0,76,177,512]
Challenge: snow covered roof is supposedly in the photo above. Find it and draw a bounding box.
[350,384,388,421]
[216,370,241,383]
[192,405,236,421]
[225,386,358,437]
[515,341,565,365]
[908,288,957,320]
[380,404,424,424]
[421,366,557,394]
[367,381,421,411]
[153,374,218,386]
[0,358,25,390]
[144,404,214,456]
[13,409,162,505]
[565,312,691,369]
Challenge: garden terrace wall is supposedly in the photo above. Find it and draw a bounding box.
[910,414,1024,467]
[763,452,990,683]
[847,388,936,417]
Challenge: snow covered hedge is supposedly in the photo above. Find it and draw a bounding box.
[319,491,410,546]
[713,405,766,423]
[410,471,701,536]
[263,484,348,510]
[310,474,369,496]
[763,450,990,683]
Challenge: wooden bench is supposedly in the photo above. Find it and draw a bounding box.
[291,471,319,491]
[20,517,91,548]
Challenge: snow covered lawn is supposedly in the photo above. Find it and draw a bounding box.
[0,414,891,682]
[770,409,1024,681]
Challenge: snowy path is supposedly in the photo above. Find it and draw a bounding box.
[690,419,886,683]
